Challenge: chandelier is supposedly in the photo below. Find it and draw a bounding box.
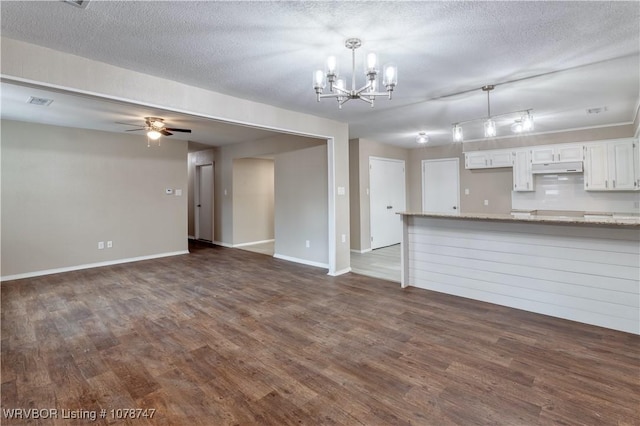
[452,85,533,142]
[313,38,398,108]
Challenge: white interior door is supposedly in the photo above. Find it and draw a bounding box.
[196,164,214,241]
[370,157,406,249]
[422,158,460,214]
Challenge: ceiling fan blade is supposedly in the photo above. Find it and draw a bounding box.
[165,128,192,133]
[160,129,173,136]
[125,128,145,132]
[116,121,142,127]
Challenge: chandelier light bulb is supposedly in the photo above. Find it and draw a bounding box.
[416,132,429,144]
[326,56,337,74]
[366,52,377,72]
[383,64,398,87]
[313,70,325,90]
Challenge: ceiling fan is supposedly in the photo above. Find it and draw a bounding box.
[120,117,192,142]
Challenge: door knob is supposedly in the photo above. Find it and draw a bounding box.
[197,204,202,207]
[453,206,457,209]
[387,206,393,209]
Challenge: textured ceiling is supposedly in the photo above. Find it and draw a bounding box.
[1,1,639,148]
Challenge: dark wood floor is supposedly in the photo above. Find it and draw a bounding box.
[2,241,639,425]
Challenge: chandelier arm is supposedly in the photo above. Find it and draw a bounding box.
[354,83,374,95]
[357,96,373,105]
[332,86,350,96]
[318,93,343,99]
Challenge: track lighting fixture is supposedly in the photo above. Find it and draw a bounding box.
[451,85,533,142]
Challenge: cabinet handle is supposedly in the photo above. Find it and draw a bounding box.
[557,153,561,161]
[527,182,529,189]
[613,180,616,189]
[605,180,608,188]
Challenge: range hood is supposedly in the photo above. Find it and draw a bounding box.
[531,161,583,174]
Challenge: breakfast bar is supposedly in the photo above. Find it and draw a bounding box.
[398,212,640,334]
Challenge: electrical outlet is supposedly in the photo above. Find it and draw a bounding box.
[305,240,310,248]
[341,234,346,243]
[484,200,489,206]
[98,241,105,250]
[107,241,113,248]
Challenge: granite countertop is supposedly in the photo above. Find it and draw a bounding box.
[397,211,640,227]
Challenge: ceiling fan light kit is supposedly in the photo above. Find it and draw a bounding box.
[313,38,397,109]
[120,117,192,146]
[451,85,534,142]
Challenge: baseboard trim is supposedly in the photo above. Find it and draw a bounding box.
[233,239,275,248]
[350,248,372,254]
[328,267,352,276]
[212,240,234,248]
[1,250,190,282]
[273,253,329,269]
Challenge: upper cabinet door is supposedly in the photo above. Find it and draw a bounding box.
[584,139,639,191]
[465,152,490,169]
[513,150,534,192]
[531,147,555,164]
[584,144,609,190]
[608,141,636,190]
[531,144,584,163]
[556,145,584,162]
[489,151,513,167]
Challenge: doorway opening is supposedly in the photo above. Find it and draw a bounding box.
[195,163,214,242]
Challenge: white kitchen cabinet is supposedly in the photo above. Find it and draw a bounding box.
[584,139,638,191]
[465,150,512,169]
[609,140,637,190]
[531,144,583,163]
[465,151,491,169]
[513,150,534,191]
[556,144,584,162]
[490,151,514,167]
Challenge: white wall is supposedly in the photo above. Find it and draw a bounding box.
[274,145,329,267]
[1,120,188,279]
[232,158,274,245]
[1,37,351,274]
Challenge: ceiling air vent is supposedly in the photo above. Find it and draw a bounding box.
[27,96,53,107]
[61,0,90,8]
[586,106,608,114]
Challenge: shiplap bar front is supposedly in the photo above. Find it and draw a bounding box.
[399,213,640,334]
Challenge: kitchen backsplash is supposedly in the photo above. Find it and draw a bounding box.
[512,173,640,214]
